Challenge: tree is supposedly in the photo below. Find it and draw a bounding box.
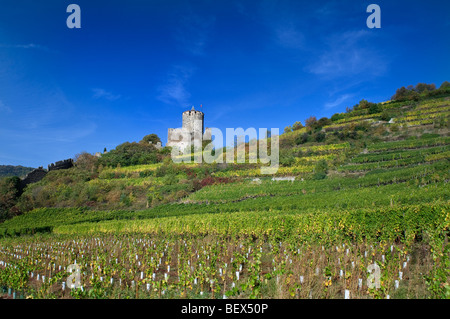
[390,83,440,101]
[354,99,378,113]
[140,134,161,145]
[391,86,408,101]
[331,113,345,122]
[74,152,99,172]
[415,83,436,93]
[0,176,21,221]
[391,86,419,101]
[305,116,317,128]
[99,141,160,167]
[316,117,331,128]
[284,126,293,134]
[369,103,381,114]
[440,81,450,89]
[357,99,370,110]
[292,121,304,131]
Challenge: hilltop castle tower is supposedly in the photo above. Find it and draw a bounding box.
[167,106,211,151]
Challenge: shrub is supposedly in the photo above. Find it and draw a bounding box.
[163,174,178,185]
[315,159,328,174]
[331,113,345,122]
[369,103,381,114]
[380,111,392,122]
[280,155,296,167]
[390,123,400,132]
[292,121,304,131]
[312,171,327,180]
[295,133,309,145]
[314,132,326,142]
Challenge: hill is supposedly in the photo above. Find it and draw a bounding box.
[0,165,35,178]
[0,82,449,299]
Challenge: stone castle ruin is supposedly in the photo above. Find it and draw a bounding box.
[19,108,210,190]
[48,159,74,171]
[19,167,48,191]
[167,106,211,151]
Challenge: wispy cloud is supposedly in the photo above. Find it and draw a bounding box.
[0,86,98,164]
[274,23,305,50]
[0,122,97,144]
[324,94,353,109]
[173,10,215,56]
[307,30,388,78]
[157,65,195,107]
[0,43,55,53]
[250,0,308,52]
[92,88,121,101]
[46,122,98,143]
[0,100,12,113]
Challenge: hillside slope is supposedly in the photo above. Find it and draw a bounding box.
[0,86,449,299]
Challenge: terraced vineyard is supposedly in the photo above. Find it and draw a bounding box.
[393,100,449,127]
[339,137,450,173]
[1,93,449,299]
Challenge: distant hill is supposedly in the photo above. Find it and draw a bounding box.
[0,165,35,178]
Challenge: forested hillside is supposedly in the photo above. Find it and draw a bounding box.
[0,165,34,178]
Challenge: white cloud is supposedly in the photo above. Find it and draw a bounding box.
[324,94,353,109]
[157,65,195,107]
[92,88,121,101]
[307,30,388,78]
[0,43,55,53]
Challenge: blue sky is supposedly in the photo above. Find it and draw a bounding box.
[0,0,449,167]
